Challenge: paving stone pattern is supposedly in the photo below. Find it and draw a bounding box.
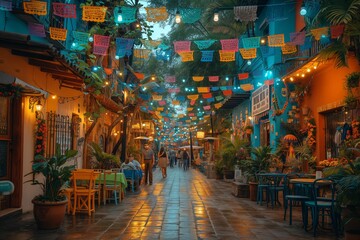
[0,167,339,240]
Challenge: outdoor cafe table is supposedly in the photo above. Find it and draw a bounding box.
[96,172,128,192]
[289,178,331,185]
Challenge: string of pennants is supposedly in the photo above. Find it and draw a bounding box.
[171,25,344,62]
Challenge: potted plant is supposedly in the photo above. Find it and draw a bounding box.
[323,139,360,239]
[26,144,77,229]
[220,137,250,180]
[244,146,272,201]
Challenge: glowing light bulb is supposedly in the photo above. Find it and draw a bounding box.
[213,12,219,22]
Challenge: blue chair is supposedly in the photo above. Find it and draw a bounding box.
[123,169,141,192]
[256,173,270,206]
[266,173,286,208]
[304,178,338,237]
[283,173,310,225]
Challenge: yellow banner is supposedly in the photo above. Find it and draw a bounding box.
[197,87,210,93]
[134,49,151,59]
[192,76,204,82]
[187,95,199,100]
[152,95,162,101]
[49,27,67,41]
[268,34,285,47]
[179,51,194,62]
[239,48,257,59]
[215,103,223,109]
[281,44,297,54]
[311,27,329,40]
[219,50,235,62]
[23,1,47,15]
[82,6,107,22]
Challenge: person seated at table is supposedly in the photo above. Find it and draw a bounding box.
[122,154,143,183]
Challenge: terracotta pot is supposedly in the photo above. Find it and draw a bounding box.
[249,182,258,201]
[32,199,67,230]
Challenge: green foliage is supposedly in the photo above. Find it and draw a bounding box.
[346,72,360,89]
[25,144,77,202]
[323,139,360,226]
[88,142,120,169]
[220,137,250,171]
[242,146,272,182]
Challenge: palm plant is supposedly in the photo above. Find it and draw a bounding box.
[323,138,360,234]
[243,146,272,182]
[313,0,360,67]
[220,136,250,171]
[88,142,120,169]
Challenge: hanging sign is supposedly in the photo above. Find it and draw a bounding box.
[197,87,210,93]
[180,8,202,23]
[220,39,238,51]
[173,41,191,53]
[281,44,297,54]
[179,51,194,62]
[238,73,249,80]
[82,6,107,23]
[23,1,47,15]
[28,22,46,37]
[165,76,176,83]
[223,90,233,96]
[194,40,216,49]
[187,95,199,100]
[53,3,76,18]
[215,103,223,109]
[289,31,305,45]
[49,27,67,41]
[201,50,214,62]
[219,50,235,62]
[202,93,212,99]
[311,27,329,40]
[115,6,136,23]
[145,7,168,22]
[242,37,260,49]
[208,76,219,82]
[192,76,204,82]
[239,48,257,59]
[234,5,257,22]
[268,34,285,47]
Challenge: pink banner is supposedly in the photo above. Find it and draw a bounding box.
[203,105,211,110]
[28,22,46,37]
[265,79,274,86]
[93,46,108,55]
[165,76,176,83]
[53,3,76,18]
[168,88,180,93]
[173,41,191,53]
[289,31,305,45]
[188,113,195,117]
[158,100,166,106]
[190,100,196,106]
[208,76,219,82]
[94,34,110,47]
[331,25,345,39]
[220,39,238,51]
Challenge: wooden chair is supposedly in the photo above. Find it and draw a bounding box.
[103,170,122,205]
[93,169,104,206]
[72,169,97,216]
[63,187,73,214]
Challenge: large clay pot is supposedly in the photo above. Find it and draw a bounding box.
[32,199,67,230]
[249,182,258,201]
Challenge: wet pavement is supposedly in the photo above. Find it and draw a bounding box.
[0,166,339,240]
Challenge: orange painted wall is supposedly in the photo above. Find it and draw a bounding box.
[295,0,306,31]
[302,56,360,162]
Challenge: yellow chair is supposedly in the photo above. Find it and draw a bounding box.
[63,187,73,214]
[102,170,122,205]
[93,169,103,206]
[72,170,97,216]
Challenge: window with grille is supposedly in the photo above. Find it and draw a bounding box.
[45,112,80,156]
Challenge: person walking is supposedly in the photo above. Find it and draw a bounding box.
[158,146,168,178]
[183,149,190,171]
[169,149,176,168]
[142,143,155,185]
[177,150,183,168]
